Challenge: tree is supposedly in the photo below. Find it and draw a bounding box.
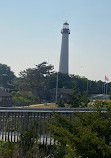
[46,110,111,158]
[17,62,54,96]
[18,122,40,157]
[14,61,111,102]
[66,89,89,107]
[0,122,42,158]
[58,98,65,107]
[12,91,40,106]
[0,141,15,158]
[0,63,15,88]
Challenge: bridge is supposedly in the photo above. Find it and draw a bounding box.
[0,107,106,143]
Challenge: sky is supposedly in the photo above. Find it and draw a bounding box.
[0,0,111,81]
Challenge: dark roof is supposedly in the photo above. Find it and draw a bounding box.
[50,88,73,94]
[64,22,69,25]
[0,89,12,97]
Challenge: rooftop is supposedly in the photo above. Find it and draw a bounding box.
[0,89,12,97]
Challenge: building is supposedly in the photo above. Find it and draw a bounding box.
[0,89,12,106]
[50,88,73,102]
[59,22,70,74]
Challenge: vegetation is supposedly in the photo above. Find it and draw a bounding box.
[0,62,111,105]
[0,61,110,157]
[16,62,54,96]
[18,122,41,158]
[0,122,42,158]
[14,62,111,104]
[66,90,90,107]
[12,91,40,106]
[0,108,111,157]
[0,63,15,88]
[93,100,111,108]
[58,89,89,108]
[0,141,14,158]
[46,110,111,158]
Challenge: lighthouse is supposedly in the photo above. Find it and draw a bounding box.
[59,22,70,74]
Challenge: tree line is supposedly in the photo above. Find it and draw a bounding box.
[0,62,110,104]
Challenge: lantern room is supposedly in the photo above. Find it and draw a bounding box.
[63,22,69,29]
[61,22,70,34]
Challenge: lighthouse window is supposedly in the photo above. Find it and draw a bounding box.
[63,24,69,29]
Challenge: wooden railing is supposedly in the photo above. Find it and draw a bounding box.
[0,107,106,142]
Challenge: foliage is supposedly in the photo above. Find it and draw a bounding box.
[0,122,42,158]
[0,62,111,103]
[1,109,111,157]
[18,122,40,157]
[58,98,65,107]
[17,62,54,96]
[46,110,111,158]
[13,62,111,102]
[94,100,105,108]
[12,91,40,105]
[94,100,111,108]
[0,63,15,88]
[0,141,14,158]
[66,89,89,107]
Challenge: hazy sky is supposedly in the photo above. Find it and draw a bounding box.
[0,0,111,81]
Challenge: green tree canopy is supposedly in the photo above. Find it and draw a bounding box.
[0,63,15,88]
[17,62,54,96]
[14,61,111,102]
[66,89,89,107]
[12,91,40,106]
[46,110,111,158]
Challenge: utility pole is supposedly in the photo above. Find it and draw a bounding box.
[55,72,58,103]
[106,83,108,99]
[87,80,88,95]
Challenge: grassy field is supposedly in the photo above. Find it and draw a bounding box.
[29,103,58,108]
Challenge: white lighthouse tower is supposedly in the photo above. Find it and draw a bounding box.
[59,22,70,74]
